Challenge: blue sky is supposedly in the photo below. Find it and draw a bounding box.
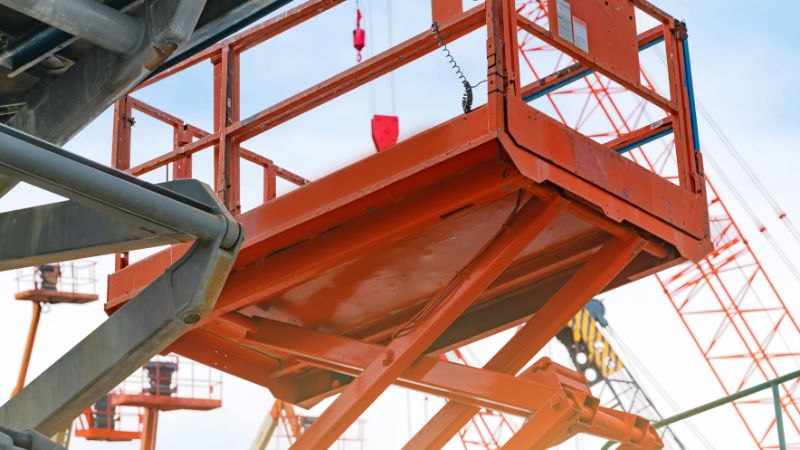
[1,1,800,448]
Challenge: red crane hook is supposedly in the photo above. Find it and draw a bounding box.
[353,7,365,62]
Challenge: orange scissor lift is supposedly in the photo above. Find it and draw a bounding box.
[73,355,222,450]
[103,0,710,448]
[12,262,99,399]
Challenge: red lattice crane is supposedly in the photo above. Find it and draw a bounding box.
[516,1,800,447]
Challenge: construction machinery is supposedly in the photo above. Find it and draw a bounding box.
[556,301,686,449]
[73,355,222,450]
[6,0,793,449]
[97,0,710,448]
[517,1,800,447]
[11,262,99,399]
[432,299,687,449]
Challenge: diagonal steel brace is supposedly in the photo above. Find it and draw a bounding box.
[0,124,243,436]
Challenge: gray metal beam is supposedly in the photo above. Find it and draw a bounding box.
[0,185,190,270]
[0,196,241,435]
[0,174,15,198]
[1,0,207,200]
[0,124,243,436]
[0,426,67,450]
[6,0,207,146]
[0,0,144,55]
[0,125,238,253]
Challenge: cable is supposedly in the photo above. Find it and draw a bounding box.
[363,0,376,115]
[605,327,716,450]
[650,47,800,249]
[386,0,396,115]
[703,152,800,285]
[430,22,475,113]
[698,103,800,248]
[405,390,412,439]
[644,47,800,289]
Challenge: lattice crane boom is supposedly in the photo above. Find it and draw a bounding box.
[517,1,800,447]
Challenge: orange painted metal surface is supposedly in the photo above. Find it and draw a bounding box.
[73,427,141,442]
[73,356,222,446]
[102,0,709,447]
[11,302,40,397]
[518,1,800,446]
[12,263,99,396]
[109,394,220,412]
[73,400,143,442]
[14,290,98,304]
[546,0,640,83]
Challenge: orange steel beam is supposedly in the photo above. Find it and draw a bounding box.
[123,98,307,187]
[109,394,221,412]
[499,359,661,450]
[519,25,665,102]
[290,196,566,449]
[516,15,675,114]
[404,234,644,449]
[606,117,675,153]
[140,407,159,450]
[212,45,241,214]
[236,6,483,147]
[206,154,525,319]
[227,6,485,143]
[271,400,303,441]
[129,3,486,164]
[240,317,564,416]
[11,301,41,397]
[247,317,662,449]
[99,0,711,447]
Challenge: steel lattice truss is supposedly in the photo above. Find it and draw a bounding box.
[515,1,800,448]
[591,366,684,449]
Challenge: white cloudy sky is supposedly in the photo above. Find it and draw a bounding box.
[1,0,800,449]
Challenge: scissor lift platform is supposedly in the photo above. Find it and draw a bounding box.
[15,290,98,304]
[105,0,709,448]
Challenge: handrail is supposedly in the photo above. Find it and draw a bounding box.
[600,370,800,449]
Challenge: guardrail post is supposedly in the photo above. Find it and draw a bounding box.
[773,382,787,450]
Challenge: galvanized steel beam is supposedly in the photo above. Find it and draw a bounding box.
[0,426,67,450]
[0,125,239,254]
[0,185,187,270]
[6,0,207,146]
[0,0,144,55]
[0,124,243,436]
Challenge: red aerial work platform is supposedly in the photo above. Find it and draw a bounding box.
[73,356,222,450]
[104,0,710,448]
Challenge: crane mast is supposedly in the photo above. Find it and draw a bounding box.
[517,1,800,447]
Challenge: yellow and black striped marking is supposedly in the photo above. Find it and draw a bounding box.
[566,308,623,378]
